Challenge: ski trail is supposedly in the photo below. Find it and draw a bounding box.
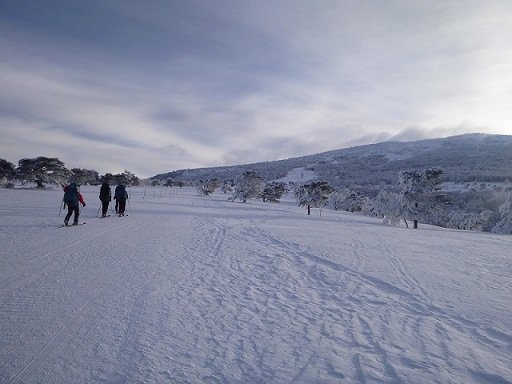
[175,211,354,382]
[1,206,194,383]
[2,218,149,382]
[0,212,147,295]
[228,217,511,383]
[1,188,511,383]
[234,224,398,382]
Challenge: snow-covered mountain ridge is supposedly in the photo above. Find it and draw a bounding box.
[153,133,512,188]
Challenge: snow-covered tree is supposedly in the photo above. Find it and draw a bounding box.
[163,179,174,187]
[111,170,141,186]
[492,193,512,234]
[122,170,141,186]
[0,159,16,185]
[261,181,286,202]
[329,188,364,212]
[195,178,219,195]
[70,168,100,185]
[399,168,445,227]
[371,190,404,226]
[233,171,262,202]
[16,157,72,188]
[446,210,493,231]
[295,181,333,215]
[221,181,232,194]
[100,173,111,183]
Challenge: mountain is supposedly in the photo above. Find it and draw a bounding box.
[153,133,512,189]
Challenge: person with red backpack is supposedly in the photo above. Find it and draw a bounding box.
[63,182,86,226]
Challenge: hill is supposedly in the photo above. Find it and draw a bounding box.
[153,133,512,188]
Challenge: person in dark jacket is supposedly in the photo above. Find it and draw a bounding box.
[63,182,86,225]
[114,184,128,216]
[99,182,111,218]
[114,185,119,213]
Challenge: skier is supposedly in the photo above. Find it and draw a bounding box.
[99,182,111,218]
[114,185,119,213]
[114,184,128,216]
[63,182,86,226]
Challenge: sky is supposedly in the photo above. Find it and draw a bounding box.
[2,1,512,178]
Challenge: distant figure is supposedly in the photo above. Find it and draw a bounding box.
[63,182,86,225]
[114,185,121,213]
[114,184,128,216]
[99,182,111,218]
[114,185,119,213]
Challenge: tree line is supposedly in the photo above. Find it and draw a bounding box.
[192,168,512,235]
[0,156,141,188]
[5,156,511,234]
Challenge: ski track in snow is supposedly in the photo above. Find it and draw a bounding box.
[0,187,511,384]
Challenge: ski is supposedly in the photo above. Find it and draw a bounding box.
[100,215,111,218]
[59,222,86,228]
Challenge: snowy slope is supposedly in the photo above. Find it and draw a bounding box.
[275,167,317,183]
[153,134,512,187]
[0,186,511,384]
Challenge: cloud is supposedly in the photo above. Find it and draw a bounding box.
[2,1,512,178]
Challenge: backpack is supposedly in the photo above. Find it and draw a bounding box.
[100,183,110,199]
[115,184,127,201]
[64,183,79,205]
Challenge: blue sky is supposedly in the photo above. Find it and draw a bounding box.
[2,1,512,178]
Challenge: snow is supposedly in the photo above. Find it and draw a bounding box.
[0,186,511,384]
[276,167,317,184]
